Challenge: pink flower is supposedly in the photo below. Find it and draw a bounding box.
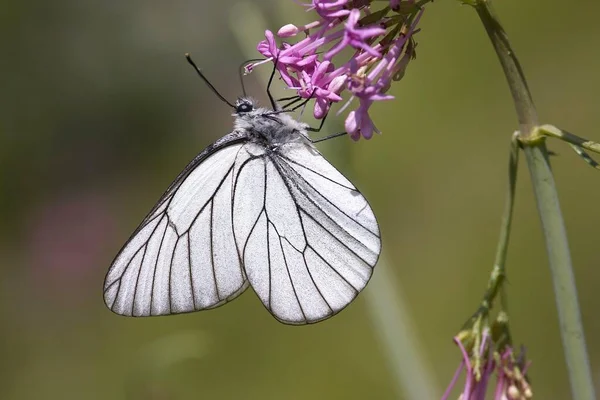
[324,9,387,60]
[442,330,533,400]
[345,101,378,140]
[289,60,343,118]
[248,0,425,140]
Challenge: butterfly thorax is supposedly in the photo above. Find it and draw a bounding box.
[233,100,309,148]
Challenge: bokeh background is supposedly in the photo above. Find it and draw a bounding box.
[2,0,600,399]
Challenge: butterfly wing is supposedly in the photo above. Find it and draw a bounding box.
[233,142,381,324]
[104,133,250,316]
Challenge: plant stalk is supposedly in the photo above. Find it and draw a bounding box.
[475,1,537,137]
[469,133,519,327]
[488,133,519,314]
[474,1,595,398]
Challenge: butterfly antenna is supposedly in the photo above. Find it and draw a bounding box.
[185,53,235,109]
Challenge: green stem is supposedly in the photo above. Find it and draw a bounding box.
[523,146,595,397]
[462,134,518,365]
[475,1,537,137]
[469,133,518,326]
[488,132,519,313]
[474,1,595,398]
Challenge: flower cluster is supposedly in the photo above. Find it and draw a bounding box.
[442,329,533,400]
[248,0,424,140]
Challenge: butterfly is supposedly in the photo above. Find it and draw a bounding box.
[103,55,381,324]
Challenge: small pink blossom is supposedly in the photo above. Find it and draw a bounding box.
[345,101,378,139]
[324,9,387,60]
[442,330,533,400]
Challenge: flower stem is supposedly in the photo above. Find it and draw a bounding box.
[467,133,518,332]
[486,132,519,314]
[474,1,595,398]
[522,146,596,399]
[474,1,537,136]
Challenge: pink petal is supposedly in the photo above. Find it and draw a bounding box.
[296,54,318,67]
[268,30,280,57]
[327,75,347,93]
[257,40,271,57]
[325,92,343,102]
[313,98,330,119]
[346,9,360,27]
[356,26,387,39]
[369,94,394,101]
[345,110,360,140]
[324,9,351,18]
[313,60,331,83]
[360,117,374,139]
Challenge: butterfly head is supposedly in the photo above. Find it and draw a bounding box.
[234,97,256,115]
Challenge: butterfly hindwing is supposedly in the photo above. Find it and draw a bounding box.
[233,142,381,324]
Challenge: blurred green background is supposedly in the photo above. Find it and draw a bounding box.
[2,0,599,399]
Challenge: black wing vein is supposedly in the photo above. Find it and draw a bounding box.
[278,156,380,238]
[276,225,307,323]
[278,153,356,190]
[105,140,249,317]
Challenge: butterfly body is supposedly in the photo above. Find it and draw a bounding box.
[104,98,381,324]
[233,101,309,148]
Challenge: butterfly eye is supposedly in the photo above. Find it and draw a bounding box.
[236,102,253,114]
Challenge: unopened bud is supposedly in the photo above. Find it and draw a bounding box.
[507,385,520,399]
[278,24,299,37]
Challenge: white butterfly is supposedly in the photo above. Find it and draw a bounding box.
[103,61,381,324]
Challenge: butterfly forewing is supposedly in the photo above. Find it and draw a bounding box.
[104,140,249,316]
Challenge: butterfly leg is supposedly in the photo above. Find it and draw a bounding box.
[306,112,329,133]
[309,132,347,143]
[269,91,315,114]
[277,95,300,102]
[280,96,304,110]
[286,95,314,112]
[266,55,281,110]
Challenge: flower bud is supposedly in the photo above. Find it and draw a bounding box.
[277,24,299,37]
